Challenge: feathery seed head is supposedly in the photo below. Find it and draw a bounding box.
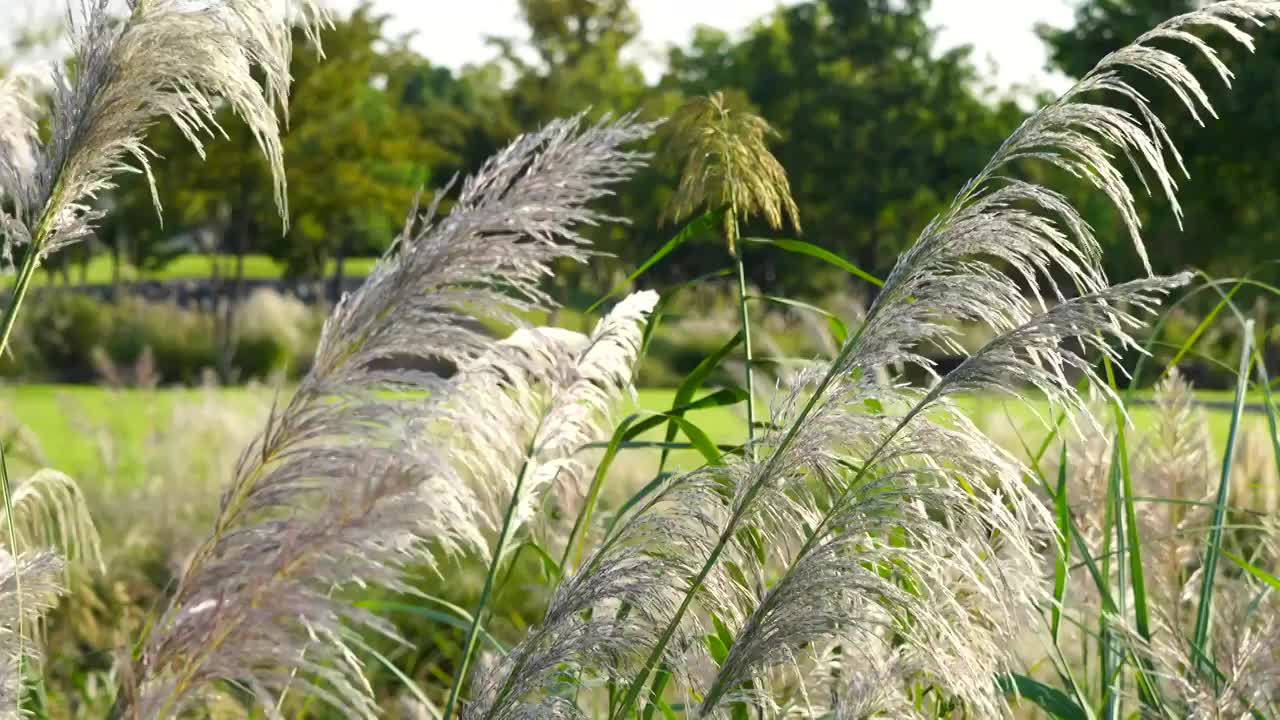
[660,91,800,255]
[0,550,64,716]
[126,115,655,719]
[980,0,1280,275]
[0,0,328,266]
[443,289,658,559]
[0,469,102,577]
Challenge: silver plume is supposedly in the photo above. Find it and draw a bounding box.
[128,115,655,719]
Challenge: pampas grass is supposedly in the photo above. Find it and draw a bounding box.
[2,0,325,262]
[2,1,325,709]
[0,469,101,576]
[2,1,1280,718]
[464,3,1280,719]
[441,289,658,718]
[116,114,655,719]
[0,550,63,718]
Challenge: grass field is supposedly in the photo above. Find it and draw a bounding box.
[27,254,380,287]
[1,384,1266,485]
[0,385,742,481]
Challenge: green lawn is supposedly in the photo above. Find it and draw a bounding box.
[27,254,380,287]
[0,385,740,482]
[1,384,1265,487]
[0,384,268,481]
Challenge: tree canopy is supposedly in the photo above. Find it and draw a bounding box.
[12,0,1276,295]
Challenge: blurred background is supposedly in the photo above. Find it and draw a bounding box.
[2,0,1275,390]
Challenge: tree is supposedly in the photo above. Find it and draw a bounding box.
[661,0,1024,290]
[269,6,437,289]
[94,5,443,378]
[494,0,649,122]
[488,0,672,297]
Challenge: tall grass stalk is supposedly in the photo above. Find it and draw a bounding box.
[0,443,23,717]
[449,428,583,716]
[0,247,38,359]
[733,250,757,458]
[443,453,536,720]
[660,92,800,459]
[1192,321,1255,677]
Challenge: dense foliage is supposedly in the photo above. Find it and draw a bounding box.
[13,0,1276,297]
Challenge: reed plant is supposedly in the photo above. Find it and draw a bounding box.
[0,1,1279,719]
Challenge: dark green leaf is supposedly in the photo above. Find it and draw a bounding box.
[749,294,849,346]
[741,237,884,287]
[659,332,744,474]
[997,674,1088,720]
[1193,329,1255,677]
[1052,444,1070,644]
[589,210,720,312]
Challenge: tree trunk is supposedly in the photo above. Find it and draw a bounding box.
[216,209,250,384]
[227,227,247,378]
[209,227,225,382]
[109,234,120,301]
[329,235,347,304]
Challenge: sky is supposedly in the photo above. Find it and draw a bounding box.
[2,0,1080,95]
[337,0,1079,95]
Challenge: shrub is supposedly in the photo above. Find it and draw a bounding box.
[0,290,321,384]
[233,287,319,376]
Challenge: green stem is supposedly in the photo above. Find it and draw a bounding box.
[0,441,25,718]
[443,458,534,719]
[734,250,756,460]
[1,247,41,361]
[1192,323,1254,679]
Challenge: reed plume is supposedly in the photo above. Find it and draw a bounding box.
[1141,371,1215,611]
[661,90,800,254]
[1078,371,1279,717]
[0,74,38,239]
[469,3,1279,717]
[0,0,325,265]
[0,550,63,720]
[0,460,102,717]
[0,469,102,576]
[442,289,658,716]
[123,115,655,719]
[658,90,801,460]
[0,1,323,712]
[444,289,659,562]
[1112,584,1279,718]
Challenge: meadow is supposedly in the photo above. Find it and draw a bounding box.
[4,384,1272,483]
